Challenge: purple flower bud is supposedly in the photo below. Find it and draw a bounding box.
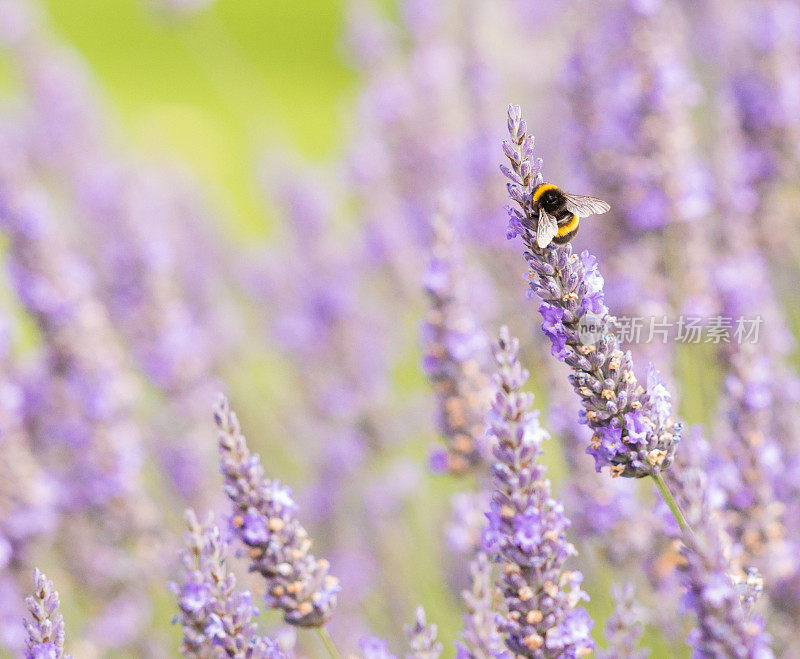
[405,607,442,659]
[23,570,71,659]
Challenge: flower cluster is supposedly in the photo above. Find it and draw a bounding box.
[214,395,340,627]
[664,459,774,658]
[171,509,284,658]
[404,607,442,659]
[422,211,491,474]
[456,552,505,659]
[502,104,680,478]
[726,0,800,199]
[597,583,647,659]
[482,327,593,658]
[23,569,71,659]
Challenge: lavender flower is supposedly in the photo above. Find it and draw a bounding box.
[709,269,786,571]
[405,607,442,659]
[663,442,774,658]
[447,491,492,555]
[172,509,283,658]
[502,104,679,478]
[597,583,648,659]
[422,211,491,474]
[0,185,143,511]
[214,395,340,627]
[725,0,800,208]
[482,327,593,658]
[562,0,713,371]
[456,553,504,659]
[361,636,397,659]
[24,569,71,659]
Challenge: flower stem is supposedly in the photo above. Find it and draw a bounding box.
[651,471,698,549]
[316,627,341,659]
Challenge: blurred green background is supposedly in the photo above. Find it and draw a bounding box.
[42,0,357,239]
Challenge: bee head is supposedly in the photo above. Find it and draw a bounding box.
[532,183,563,212]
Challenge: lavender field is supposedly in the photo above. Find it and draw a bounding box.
[1,0,799,657]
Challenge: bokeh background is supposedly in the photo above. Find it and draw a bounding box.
[2,0,800,657]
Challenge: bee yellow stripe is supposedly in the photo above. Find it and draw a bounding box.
[557,214,580,237]
[532,183,558,202]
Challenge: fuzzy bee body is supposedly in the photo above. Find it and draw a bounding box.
[531,183,610,248]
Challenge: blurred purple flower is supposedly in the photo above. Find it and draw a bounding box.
[361,635,397,659]
[597,583,648,659]
[457,553,505,659]
[405,607,442,659]
[663,440,774,658]
[422,211,491,474]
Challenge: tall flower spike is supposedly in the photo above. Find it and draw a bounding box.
[214,395,340,627]
[597,583,648,659]
[24,569,71,659]
[502,104,680,478]
[456,552,505,659]
[171,509,284,658]
[482,326,593,658]
[664,452,773,658]
[422,210,491,474]
[405,607,442,659]
[563,0,713,375]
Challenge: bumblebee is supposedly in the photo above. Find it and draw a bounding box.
[531,183,610,248]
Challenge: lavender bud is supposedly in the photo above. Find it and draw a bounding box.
[24,569,71,659]
[405,607,442,659]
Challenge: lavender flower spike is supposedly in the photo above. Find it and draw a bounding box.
[665,458,773,658]
[171,509,283,658]
[597,583,648,659]
[24,569,71,659]
[482,327,593,658]
[405,607,442,659]
[502,104,679,478]
[422,210,491,474]
[214,395,340,627]
[456,552,505,659]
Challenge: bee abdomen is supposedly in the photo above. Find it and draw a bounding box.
[553,215,580,243]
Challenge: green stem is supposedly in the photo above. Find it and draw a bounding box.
[651,471,698,549]
[316,627,341,659]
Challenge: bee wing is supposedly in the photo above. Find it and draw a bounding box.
[563,194,611,218]
[536,207,559,248]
